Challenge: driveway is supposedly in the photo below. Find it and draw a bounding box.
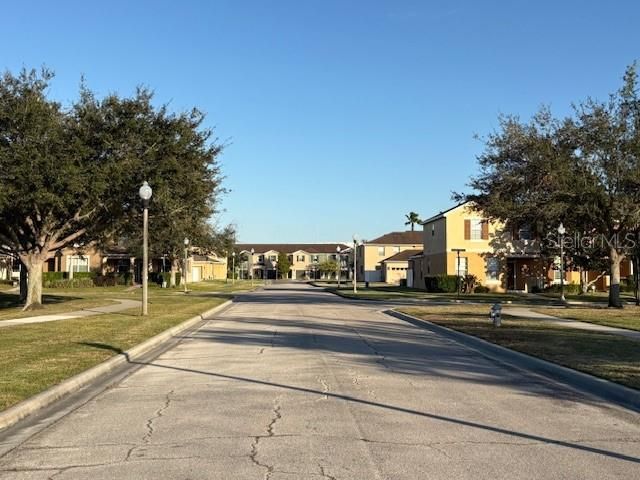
[0,283,638,479]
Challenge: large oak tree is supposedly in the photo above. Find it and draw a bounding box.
[0,69,226,309]
[459,64,640,307]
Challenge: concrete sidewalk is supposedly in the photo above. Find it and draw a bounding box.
[502,306,640,341]
[0,299,141,327]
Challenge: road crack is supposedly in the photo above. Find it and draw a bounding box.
[249,402,282,479]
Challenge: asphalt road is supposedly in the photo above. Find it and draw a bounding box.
[1,283,639,479]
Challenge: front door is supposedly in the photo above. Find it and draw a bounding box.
[507,260,516,290]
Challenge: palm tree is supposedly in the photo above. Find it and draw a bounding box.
[404,212,421,231]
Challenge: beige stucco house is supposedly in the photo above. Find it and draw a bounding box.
[237,244,350,280]
[414,202,598,292]
[380,249,422,284]
[355,231,422,283]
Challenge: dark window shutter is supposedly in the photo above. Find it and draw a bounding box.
[464,220,471,240]
[481,222,489,240]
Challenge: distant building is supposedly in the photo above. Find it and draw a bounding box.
[237,244,350,280]
[355,231,422,283]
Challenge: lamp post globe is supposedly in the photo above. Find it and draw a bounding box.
[139,181,152,316]
[139,181,153,203]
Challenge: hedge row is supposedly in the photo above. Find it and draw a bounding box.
[41,271,183,288]
[424,275,459,293]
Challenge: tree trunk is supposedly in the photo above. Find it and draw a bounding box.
[20,253,45,310]
[580,268,588,294]
[170,259,179,288]
[608,247,623,308]
[19,259,27,302]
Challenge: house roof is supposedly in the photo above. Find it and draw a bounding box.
[237,243,349,255]
[366,231,422,245]
[420,201,471,225]
[381,249,423,263]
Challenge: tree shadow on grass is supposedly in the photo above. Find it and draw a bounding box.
[0,292,83,310]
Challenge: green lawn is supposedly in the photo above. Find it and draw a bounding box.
[0,289,230,412]
[399,305,640,390]
[185,279,256,293]
[0,292,118,321]
[534,306,640,332]
[539,292,636,303]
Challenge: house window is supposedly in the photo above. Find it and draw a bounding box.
[431,225,435,236]
[69,255,89,273]
[518,225,532,240]
[269,255,277,262]
[486,257,499,281]
[312,255,319,263]
[377,247,385,256]
[455,257,468,276]
[392,246,400,254]
[258,255,264,263]
[470,219,483,240]
[296,255,305,262]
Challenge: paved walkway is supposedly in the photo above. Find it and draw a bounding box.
[0,283,638,479]
[333,293,640,342]
[0,299,141,327]
[502,306,640,341]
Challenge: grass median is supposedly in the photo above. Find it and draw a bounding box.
[0,287,235,412]
[398,305,640,390]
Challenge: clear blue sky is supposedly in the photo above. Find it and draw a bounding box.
[2,1,639,242]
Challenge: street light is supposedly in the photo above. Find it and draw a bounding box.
[451,248,466,299]
[558,223,566,302]
[139,181,152,316]
[336,246,341,287]
[183,237,189,293]
[250,248,255,287]
[353,235,359,294]
[232,251,236,285]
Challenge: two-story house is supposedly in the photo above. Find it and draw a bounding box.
[237,244,350,280]
[413,202,550,292]
[355,231,422,283]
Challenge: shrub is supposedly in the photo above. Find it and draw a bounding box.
[474,285,490,293]
[530,285,543,294]
[74,271,97,280]
[42,271,66,282]
[45,278,95,288]
[94,275,117,287]
[544,283,581,295]
[622,276,637,293]
[153,271,181,287]
[424,275,459,293]
[462,274,478,293]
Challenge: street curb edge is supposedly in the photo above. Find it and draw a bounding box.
[386,309,640,413]
[0,299,233,431]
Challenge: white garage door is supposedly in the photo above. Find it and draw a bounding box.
[191,266,202,282]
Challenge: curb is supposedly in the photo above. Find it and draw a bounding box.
[386,309,640,413]
[0,299,233,431]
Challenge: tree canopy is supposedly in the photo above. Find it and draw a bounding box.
[0,68,229,307]
[458,63,640,307]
